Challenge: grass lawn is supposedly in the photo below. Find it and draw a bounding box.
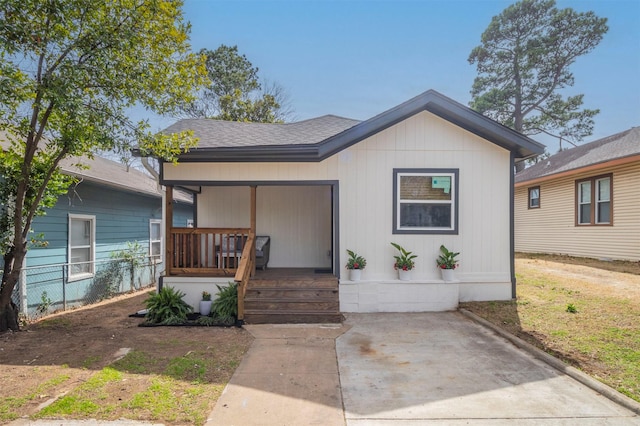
[0,291,253,425]
[461,254,640,403]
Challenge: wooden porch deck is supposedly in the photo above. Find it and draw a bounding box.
[244,268,341,324]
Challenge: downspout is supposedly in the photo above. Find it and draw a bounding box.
[510,152,517,299]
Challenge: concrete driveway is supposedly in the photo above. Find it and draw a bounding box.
[338,312,639,425]
[208,312,639,425]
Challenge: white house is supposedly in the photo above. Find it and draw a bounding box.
[154,90,544,322]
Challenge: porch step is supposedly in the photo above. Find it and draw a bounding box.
[245,287,338,299]
[248,278,338,288]
[243,310,343,324]
[243,277,340,324]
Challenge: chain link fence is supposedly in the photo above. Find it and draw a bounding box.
[11,255,161,320]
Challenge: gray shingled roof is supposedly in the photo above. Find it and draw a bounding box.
[160,90,545,163]
[163,115,361,148]
[60,156,192,203]
[515,127,640,183]
[0,133,191,203]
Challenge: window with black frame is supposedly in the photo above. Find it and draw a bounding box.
[393,169,458,234]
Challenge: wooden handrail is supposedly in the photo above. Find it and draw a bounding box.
[234,234,255,321]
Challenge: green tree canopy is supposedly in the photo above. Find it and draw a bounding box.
[179,45,293,123]
[0,0,206,331]
[468,0,608,159]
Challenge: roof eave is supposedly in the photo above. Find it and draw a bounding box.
[174,145,322,163]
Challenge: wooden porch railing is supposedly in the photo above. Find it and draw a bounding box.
[234,234,255,321]
[168,227,252,276]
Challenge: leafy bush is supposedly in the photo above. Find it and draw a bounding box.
[212,282,238,321]
[144,287,192,325]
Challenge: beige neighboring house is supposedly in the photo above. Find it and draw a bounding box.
[515,127,640,261]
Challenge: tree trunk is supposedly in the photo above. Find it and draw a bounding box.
[0,302,19,332]
[0,248,26,332]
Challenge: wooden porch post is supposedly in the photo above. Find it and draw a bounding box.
[165,185,174,276]
[250,185,257,275]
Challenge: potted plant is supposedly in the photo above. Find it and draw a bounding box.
[346,249,367,281]
[436,245,460,282]
[391,242,417,281]
[199,290,213,316]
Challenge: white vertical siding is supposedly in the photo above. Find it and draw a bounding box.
[165,111,513,295]
[515,162,640,261]
[197,185,332,268]
[256,186,332,268]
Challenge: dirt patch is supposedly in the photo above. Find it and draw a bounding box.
[517,257,640,300]
[516,252,640,276]
[0,290,253,423]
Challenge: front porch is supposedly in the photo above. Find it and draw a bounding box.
[163,185,340,323]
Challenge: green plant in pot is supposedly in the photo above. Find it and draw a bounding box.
[436,245,460,282]
[200,290,213,316]
[391,242,417,280]
[346,249,366,281]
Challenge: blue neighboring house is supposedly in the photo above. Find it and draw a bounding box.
[1,148,193,316]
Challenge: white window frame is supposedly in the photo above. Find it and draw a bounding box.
[577,181,591,225]
[68,214,96,281]
[393,168,459,234]
[595,176,611,224]
[149,219,162,263]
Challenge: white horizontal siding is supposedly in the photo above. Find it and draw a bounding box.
[515,162,640,261]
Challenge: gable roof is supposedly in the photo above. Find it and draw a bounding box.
[515,127,640,185]
[0,133,192,203]
[59,155,191,203]
[162,89,545,162]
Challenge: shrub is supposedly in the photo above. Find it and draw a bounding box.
[144,286,192,325]
[212,282,238,322]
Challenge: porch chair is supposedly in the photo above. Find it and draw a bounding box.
[255,236,270,270]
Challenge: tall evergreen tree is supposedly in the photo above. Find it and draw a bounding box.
[468,0,608,167]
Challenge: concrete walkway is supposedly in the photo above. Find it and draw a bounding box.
[208,312,640,425]
[205,323,349,426]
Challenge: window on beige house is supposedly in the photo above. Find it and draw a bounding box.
[528,186,540,209]
[576,174,612,225]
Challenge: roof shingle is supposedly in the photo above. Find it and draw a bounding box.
[162,115,361,148]
[515,127,640,183]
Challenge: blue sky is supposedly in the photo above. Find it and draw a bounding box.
[141,0,640,153]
